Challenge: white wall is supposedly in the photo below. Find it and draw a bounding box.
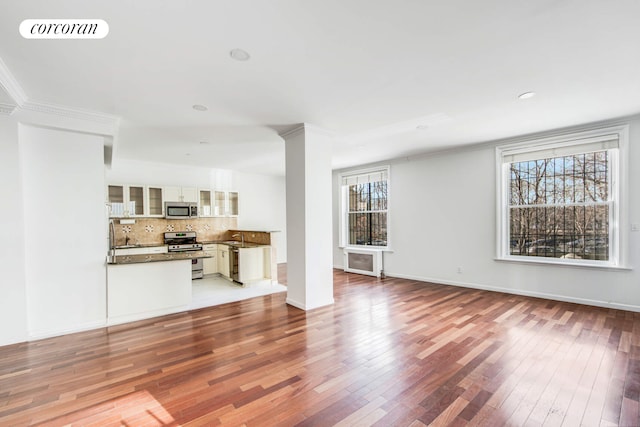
[107,159,287,263]
[20,125,107,338]
[334,115,640,311]
[0,115,28,345]
[234,172,287,263]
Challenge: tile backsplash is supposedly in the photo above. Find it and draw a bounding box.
[112,217,238,246]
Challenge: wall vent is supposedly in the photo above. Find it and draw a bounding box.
[343,248,382,277]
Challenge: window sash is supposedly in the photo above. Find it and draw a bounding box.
[505,150,614,262]
[340,166,390,248]
[342,169,388,186]
[508,150,610,207]
[496,125,626,267]
[501,134,618,164]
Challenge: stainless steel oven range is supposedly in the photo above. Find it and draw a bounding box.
[164,231,204,279]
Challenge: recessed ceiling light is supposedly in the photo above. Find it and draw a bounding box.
[192,104,208,111]
[230,48,250,61]
[518,92,536,100]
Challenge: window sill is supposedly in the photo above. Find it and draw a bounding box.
[339,245,393,253]
[495,256,631,271]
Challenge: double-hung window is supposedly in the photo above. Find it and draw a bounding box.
[339,167,389,248]
[497,125,627,267]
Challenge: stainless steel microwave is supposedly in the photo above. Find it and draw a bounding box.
[164,202,198,219]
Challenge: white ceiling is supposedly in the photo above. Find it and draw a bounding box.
[2,0,640,176]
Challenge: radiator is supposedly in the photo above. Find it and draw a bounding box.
[343,248,383,277]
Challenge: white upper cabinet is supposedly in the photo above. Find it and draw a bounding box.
[148,186,164,217]
[107,185,125,217]
[199,189,213,217]
[107,185,163,217]
[214,190,226,216]
[108,184,145,217]
[164,186,197,203]
[108,184,234,217]
[210,190,239,217]
[128,185,145,216]
[228,191,239,217]
[181,187,198,203]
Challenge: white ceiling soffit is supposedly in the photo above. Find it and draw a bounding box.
[0,0,639,175]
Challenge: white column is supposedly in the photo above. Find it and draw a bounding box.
[0,114,28,346]
[283,124,334,310]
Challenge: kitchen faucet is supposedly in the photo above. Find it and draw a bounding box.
[232,233,244,246]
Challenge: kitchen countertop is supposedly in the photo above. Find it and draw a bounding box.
[198,240,269,248]
[107,251,214,265]
[113,243,169,249]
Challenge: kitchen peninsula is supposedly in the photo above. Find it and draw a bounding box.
[106,250,214,325]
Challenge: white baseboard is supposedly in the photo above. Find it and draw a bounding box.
[384,272,640,313]
[286,297,335,311]
[28,319,107,341]
[107,305,190,327]
[286,297,306,310]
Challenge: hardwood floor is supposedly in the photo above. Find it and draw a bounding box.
[1,268,640,426]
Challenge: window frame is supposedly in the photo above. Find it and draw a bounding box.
[339,165,390,249]
[495,124,629,268]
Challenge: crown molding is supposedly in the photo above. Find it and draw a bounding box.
[0,55,120,127]
[20,100,120,126]
[0,57,27,106]
[279,123,335,139]
[0,102,17,116]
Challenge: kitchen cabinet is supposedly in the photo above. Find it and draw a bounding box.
[148,186,164,216]
[217,245,230,279]
[128,185,145,216]
[164,186,197,203]
[199,190,213,217]
[211,190,239,217]
[228,191,239,216]
[108,184,164,217]
[108,184,147,217]
[108,185,126,217]
[202,244,218,274]
[107,260,191,325]
[238,247,267,283]
[214,191,226,216]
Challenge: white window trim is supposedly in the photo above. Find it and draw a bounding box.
[338,165,391,250]
[495,124,629,269]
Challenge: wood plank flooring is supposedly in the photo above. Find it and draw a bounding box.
[1,268,640,426]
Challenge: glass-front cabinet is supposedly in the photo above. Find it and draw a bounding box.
[214,191,226,216]
[107,185,164,217]
[148,187,164,216]
[200,189,238,217]
[199,189,212,217]
[208,190,238,217]
[228,191,239,216]
[107,183,235,218]
[107,185,127,217]
[128,186,145,216]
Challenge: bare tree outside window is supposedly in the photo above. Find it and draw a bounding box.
[509,151,610,260]
[348,180,388,246]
